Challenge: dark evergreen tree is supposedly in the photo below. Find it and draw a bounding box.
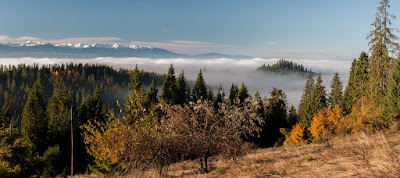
[237,82,249,103]
[207,87,214,103]
[342,52,369,114]
[367,0,399,109]
[192,69,207,102]
[145,80,159,108]
[176,70,189,105]
[228,83,239,105]
[329,72,343,107]
[287,105,298,127]
[47,77,71,146]
[261,88,288,147]
[299,75,314,128]
[0,101,11,127]
[214,86,225,110]
[89,89,106,122]
[312,73,327,112]
[161,64,177,104]
[128,64,142,92]
[21,77,48,153]
[384,57,400,119]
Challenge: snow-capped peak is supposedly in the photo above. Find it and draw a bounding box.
[129,44,151,49]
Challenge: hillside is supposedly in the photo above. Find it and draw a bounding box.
[257,59,316,76]
[138,130,400,177]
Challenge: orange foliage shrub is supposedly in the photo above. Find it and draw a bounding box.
[287,123,307,145]
[308,105,343,141]
[345,96,387,133]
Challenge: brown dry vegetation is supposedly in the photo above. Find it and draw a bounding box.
[127,130,400,177]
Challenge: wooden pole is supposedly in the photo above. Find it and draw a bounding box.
[71,105,74,176]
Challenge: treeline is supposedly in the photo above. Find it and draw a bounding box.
[0,62,300,176]
[0,63,164,123]
[283,0,400,145]
[257,59,316,76]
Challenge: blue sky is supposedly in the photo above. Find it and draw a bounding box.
[0,0,399,59]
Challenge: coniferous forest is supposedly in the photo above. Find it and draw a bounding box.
[2,0,400,177]
[257,59,316,76]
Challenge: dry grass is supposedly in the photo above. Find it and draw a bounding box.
[72,130,400,177]
[137,130,400,177]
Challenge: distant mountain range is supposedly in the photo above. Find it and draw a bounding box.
[0,41,252,59]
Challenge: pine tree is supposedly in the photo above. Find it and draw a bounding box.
[207,87,214,103]
[128,65,142,92]
[192,69,207,102]
[367,0,399,109]
[176,70,189,105]
[47,77,71,145]
[214,86,225,110]
[90,89,106,122]
[342,52,369,114]
[21,77,48,153]
[161,64,177,104]
[312,73,327,112]
[237,82,249,103]
[329,72,343,107]
[384,57,400,118]
[299,75,314,127]
[287,105,298,127]
[228,83,239,105]
[145,80,159,108]
[0,101,11,127]
[262,88,288,147]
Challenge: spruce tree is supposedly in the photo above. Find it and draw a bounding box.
[287,105,298,126]
[367,0,399,109]
[342,52,369,114]
[299,75,314,127]
[0,101,11,127]
[262,88,288,147]
[312,73,327,111]
[21,77,48,153]
[176,70,189,105]
[228,83,239,105]
[384,57,400,118]
[161,64,177,104]
[128,64,142,92]
[90,89,106,122]
[145,80,159,108]
[207,87,214,103]
[214,86,225,110]
[237,82,249,103]
[192,69,207,102]
[329,72,343,107]
[47,77,71,146]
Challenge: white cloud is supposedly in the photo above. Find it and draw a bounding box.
[0,57,351,107]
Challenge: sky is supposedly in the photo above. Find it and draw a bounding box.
[0,0,399,60]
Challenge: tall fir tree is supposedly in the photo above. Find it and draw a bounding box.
[144,80,159,108]
[237,82,249,103]
[312,73,327,112]
[128,65,142,92]
[214,85,225,110]
[176,70,189,105]
[21,77,48,153]
[46,77,71,173]
[299,75,314,128]
[228,83,239,105]
[207,87,214,103]
[0,101,11,127]
[367,0,399,109]
[329,72,343,107]
[342,52,369,114]
[161,64,177,104]
[384,57,400,119]
[261,88,288,147]
[47,77,71,145]
[192,69,207,102]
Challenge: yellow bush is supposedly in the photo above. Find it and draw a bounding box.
[308,105,343,141]
[288,123,307,145]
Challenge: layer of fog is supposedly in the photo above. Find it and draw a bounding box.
[0,57,352,107]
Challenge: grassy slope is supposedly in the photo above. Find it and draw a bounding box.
[140,130,400,177]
